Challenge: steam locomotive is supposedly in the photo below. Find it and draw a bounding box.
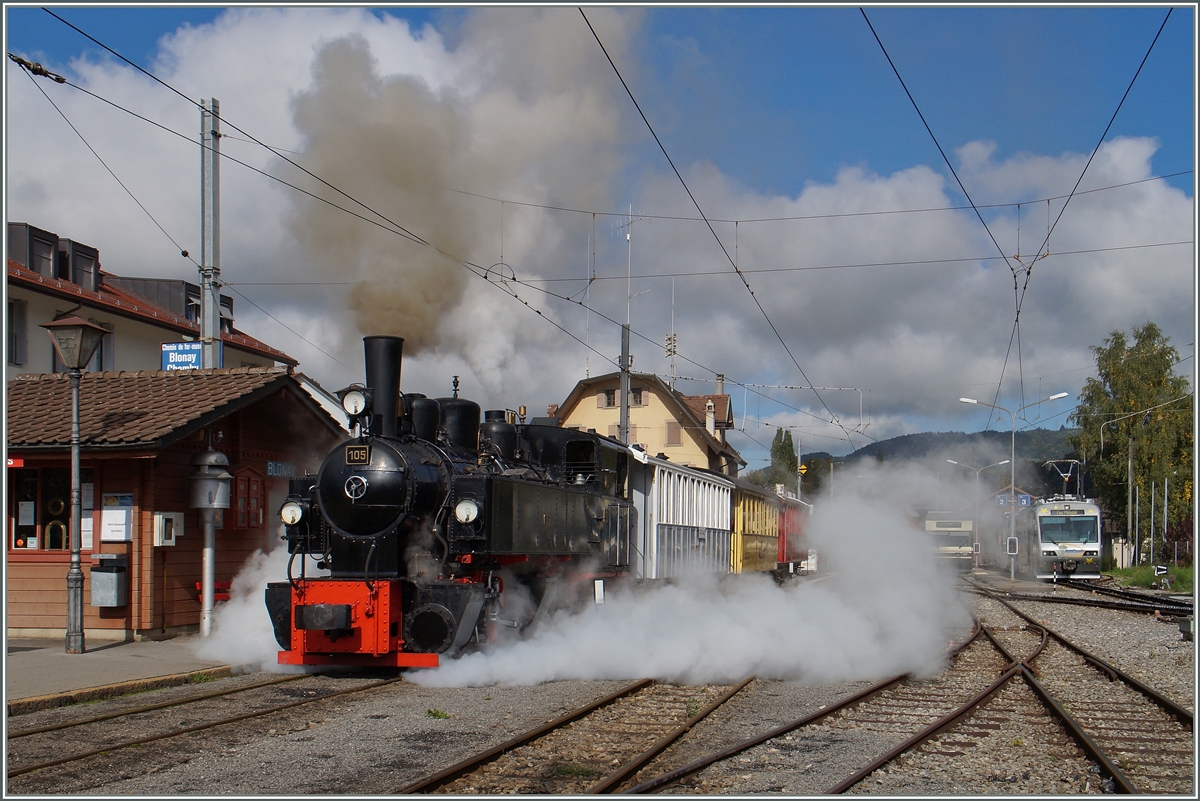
[266,335,811,669]
[266,335,637,667]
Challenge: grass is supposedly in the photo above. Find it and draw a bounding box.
[190,672,215,684]
[1106,565,1193,594]
[426,708,449,719]
[553,764,598,778]
[686,698,701,718]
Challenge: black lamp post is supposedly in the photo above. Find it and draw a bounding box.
[41,315,108,654]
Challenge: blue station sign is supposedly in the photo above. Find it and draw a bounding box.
[161,341,212,370]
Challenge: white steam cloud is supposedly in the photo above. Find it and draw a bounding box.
[413,466,973,688]
[192,538,310,673]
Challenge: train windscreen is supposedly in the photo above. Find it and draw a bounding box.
[1039,515,1098,544]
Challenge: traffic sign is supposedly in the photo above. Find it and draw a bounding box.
[1155,565,1168,576]
[798,464,807,474]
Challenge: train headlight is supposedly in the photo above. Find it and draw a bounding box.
[1042,550,1057,557]
[454,499,480,524]
[280,501,304,526]
[342,389,367,416]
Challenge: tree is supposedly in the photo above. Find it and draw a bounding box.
[768,428,799,493]
[1069,322,1193,564]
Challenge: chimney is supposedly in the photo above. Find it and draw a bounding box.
[705,399,716,437]
[363,336,403,438]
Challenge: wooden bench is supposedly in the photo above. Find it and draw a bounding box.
[195,581,232,602]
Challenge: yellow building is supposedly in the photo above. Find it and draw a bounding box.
[553,373,744,476]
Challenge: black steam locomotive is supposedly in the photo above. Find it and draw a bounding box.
[266,336,635,667]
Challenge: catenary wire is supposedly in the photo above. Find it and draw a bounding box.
[24,19,637,394]
[11,55,361,376]
[445,171,1192,225]
[13,48,787,435]
[223,239,1193,287]
[580,8,856,449]
[15,63,198,268]
[1004,8,1175,418]
[41,7,433,251]
[1000,10,1172,426]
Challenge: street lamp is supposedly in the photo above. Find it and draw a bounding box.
[947,459,1010,567]
[959,392,1070,580]
[41,315,108,654]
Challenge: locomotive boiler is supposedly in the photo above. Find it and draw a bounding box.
[266,336,635,668]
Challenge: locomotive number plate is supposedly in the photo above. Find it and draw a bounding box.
[345,445,371,465]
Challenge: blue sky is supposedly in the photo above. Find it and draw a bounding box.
[9,5,1191,194]
[5,5,1195,465]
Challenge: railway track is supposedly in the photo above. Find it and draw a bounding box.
[6,673,404,782]
[397,678,753,793]
[1060,576,1194,610]
[616,595,1190,795]
[973,589,1194,794]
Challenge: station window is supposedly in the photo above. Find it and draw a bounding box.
[8,466,95,551]
[232,467,265,529]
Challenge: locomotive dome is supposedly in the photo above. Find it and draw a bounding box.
[317,438,411,539]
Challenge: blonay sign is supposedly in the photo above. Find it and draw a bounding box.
[161,341,204,370]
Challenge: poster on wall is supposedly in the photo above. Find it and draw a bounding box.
[100,493,134,542]
[82,482,94,550]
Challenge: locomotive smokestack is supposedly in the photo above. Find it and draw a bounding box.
[364,336,403,438]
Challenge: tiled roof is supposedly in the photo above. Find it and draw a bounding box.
[7,260,296,366]
[680,394,732,426]
[5,367,328,451]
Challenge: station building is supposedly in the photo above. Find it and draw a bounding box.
[553,372,744,477]
[6,221,346,642]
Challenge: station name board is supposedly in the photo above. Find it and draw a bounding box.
[162,341,222,370]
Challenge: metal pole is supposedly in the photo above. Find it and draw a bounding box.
[1150,480,1155,566]
[1135,484,1140,564]
[200,98,221,369]
[66,368,85,653]
[973,469,980,568]
[1156,479,1166,565]
[619,324,630,444]
[1008,408,1016,580]
[1126,436,1133,568]
[200,508,217,636]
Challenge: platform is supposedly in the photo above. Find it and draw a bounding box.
[5,636,233,715]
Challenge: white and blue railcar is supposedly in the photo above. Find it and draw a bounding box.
[626,448,735,580]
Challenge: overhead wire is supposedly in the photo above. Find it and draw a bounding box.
[41,7,434,252]
[579,7,858,449]
[27,10,1182,458]
[14,62,196,267]
[860,6,1176,434]
[11,54,360,376]
[446,170,1192,225]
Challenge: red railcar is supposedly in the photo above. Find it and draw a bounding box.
[777,493,813,576]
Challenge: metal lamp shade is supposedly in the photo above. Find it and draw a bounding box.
[189,449,233,509]
[41,316,108,370]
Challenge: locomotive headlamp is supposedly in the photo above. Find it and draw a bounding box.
[280,501,305,526]
[454,499,480,524]
[342,389,368,416]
